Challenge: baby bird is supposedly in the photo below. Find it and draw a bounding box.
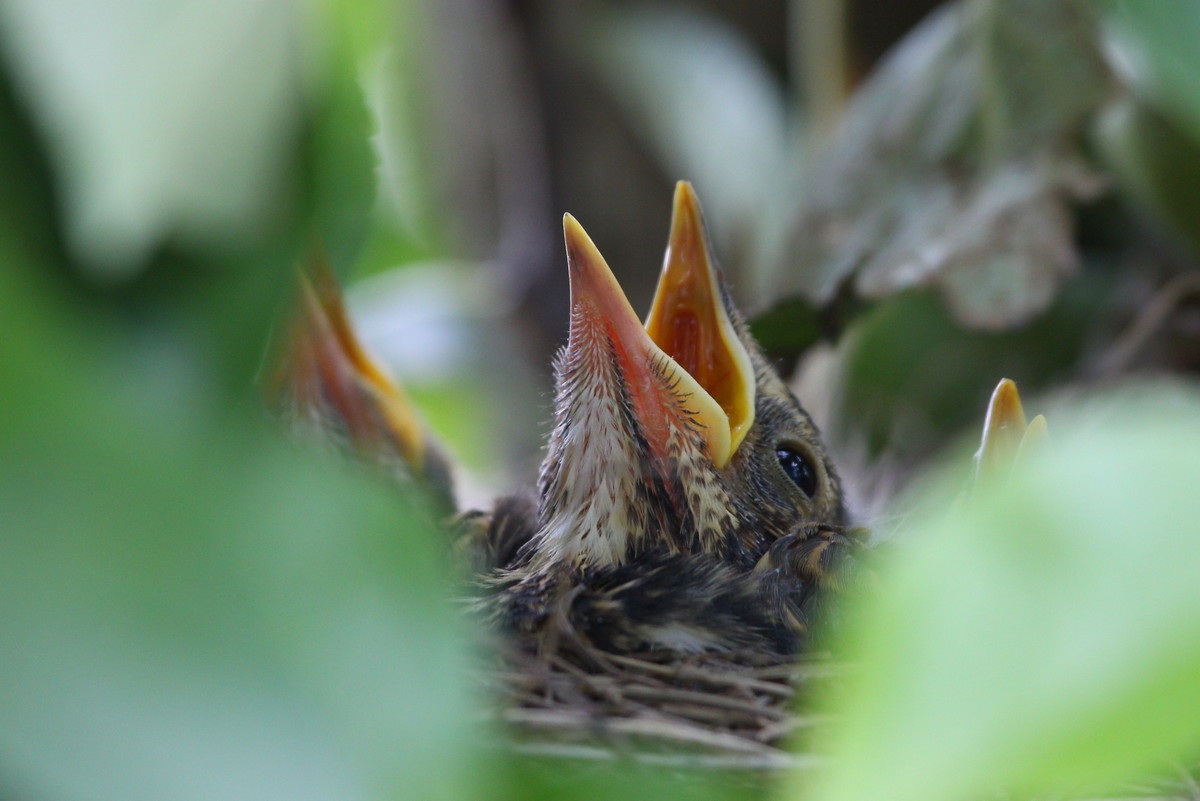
[494,183,864,655]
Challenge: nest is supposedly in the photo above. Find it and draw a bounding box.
[485,633,846,771]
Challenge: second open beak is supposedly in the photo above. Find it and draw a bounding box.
[645,182,756,461]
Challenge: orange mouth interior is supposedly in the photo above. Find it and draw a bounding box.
[645,182,756,460]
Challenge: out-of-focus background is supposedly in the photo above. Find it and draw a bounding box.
[3,1,1200,800]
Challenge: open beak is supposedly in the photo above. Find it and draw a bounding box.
[280,252,427,475]
[645,181,757,460]
[563,214,736,468]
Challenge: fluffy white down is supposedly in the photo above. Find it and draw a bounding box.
[643,623,726,653]
[535,341,645,567]
[532,306,738,568]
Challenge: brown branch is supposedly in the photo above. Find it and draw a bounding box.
[1091,272,1200,378]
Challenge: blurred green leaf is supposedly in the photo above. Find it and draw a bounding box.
[303,3,379,273]
[1104,0,1200,148]
[360,4,450,266]
[1094,96,1200,253]
[498,754,760,801]
[799,385,1200,801]
[770,0,1110,329]
[0,0,305,276]
[0,133,487,801]
[0,346,487,800]
[748,296,825,367]
[972,0,1111,160]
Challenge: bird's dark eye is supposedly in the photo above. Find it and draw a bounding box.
[777,447,817,497]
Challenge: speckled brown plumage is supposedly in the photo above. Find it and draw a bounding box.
[487,184,867,657]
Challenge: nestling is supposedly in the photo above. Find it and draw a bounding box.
[490,182,865,655]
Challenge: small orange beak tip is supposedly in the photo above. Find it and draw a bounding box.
[562,213,580,255]
[562,216,623,312]
[562,213,606,282]
[986,378,1028,434]
[673,179,698,203]
[667,182,705,250]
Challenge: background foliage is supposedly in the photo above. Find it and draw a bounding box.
[1,0,1199,799]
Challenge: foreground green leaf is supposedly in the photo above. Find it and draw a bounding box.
[798,384,1200,801]
[0,0,305,275]
[0,216,487,801]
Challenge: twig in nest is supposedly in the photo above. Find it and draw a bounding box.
[507,741,810,771]
[615,685,788,721]
[501,707,793,758]
[603,652,798,698]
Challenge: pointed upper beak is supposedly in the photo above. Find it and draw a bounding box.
[645,181,757,458]
[563,213,735,468]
